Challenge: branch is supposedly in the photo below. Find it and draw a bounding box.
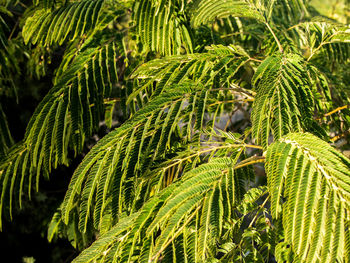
[316,105,349,120]
[234,156,266,170]
[324,105,348,117]
[265,22,284,53]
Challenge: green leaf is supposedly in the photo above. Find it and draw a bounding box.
[0,40,123,229]
[133,0,193,55]
[266,132,350,261]
[191,0,265,28]
[23,0,107,46]
[251,53,315,148]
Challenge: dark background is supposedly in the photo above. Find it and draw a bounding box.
[0,84,82,262]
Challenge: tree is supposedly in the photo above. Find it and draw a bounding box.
[1,0,350,262]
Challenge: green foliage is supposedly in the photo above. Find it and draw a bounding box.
[288,19,350,62]
[133,0,193,55]
[23,0,106,46]
[72,157,257,262]
[0,38,124,227]
[0,0,350,262]
[266,132,350,261]
[251,53,315,148]
[191,0,265,27]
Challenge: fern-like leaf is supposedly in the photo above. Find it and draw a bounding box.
[251,53,315,148]
[191,0,265,28]
[0,40,123,229]
[266,132,350,261]
[61,84,205,231]
[72,156,257,262]
[23,0,107,46]
[289,19,350,62]
[129,44,250,108]
[133,0,193,55]
[61,44,252,232]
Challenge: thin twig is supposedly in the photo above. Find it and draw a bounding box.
[248,194,270,228]
[8,20,19,40]
[208,98,254,107]
[324,105,348,117]
[220,32,252,38]
[233,156,266,170]
[330,129,350,142]
[265,22,284,53]
[316,105,348,120]
[249,57,263,63]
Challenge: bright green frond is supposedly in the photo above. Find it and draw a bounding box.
[61,84,211,231]
[23,0,108,46]
[72,213,140,263]
[72,156,257,262]
[61,45,254,232]
[289,19,350,62]
[251,53,316,148]
[48,204,96,250]
[191,0,265,28]
[268,0,308,24]
[266,132,350,261]
[129,44,250,108]
[133,0,193,55]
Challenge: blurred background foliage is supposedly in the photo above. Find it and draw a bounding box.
[311,0,350,23]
